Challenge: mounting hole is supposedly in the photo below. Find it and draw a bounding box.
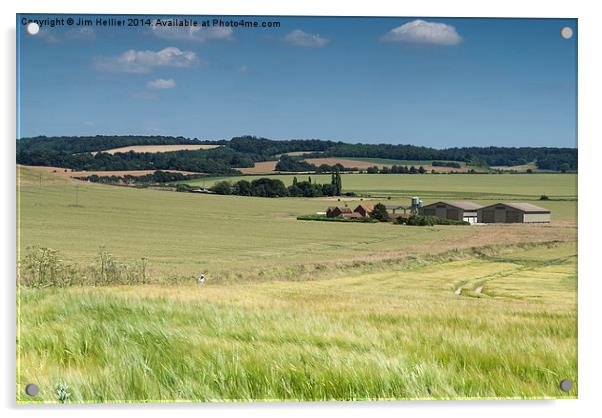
[25,383,39,396]
[559,379,573,392]
[560,26,573,40]
[26,22,40,35]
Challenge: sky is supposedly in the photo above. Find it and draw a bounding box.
[17,15,577,148]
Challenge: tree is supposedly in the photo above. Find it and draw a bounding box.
[330,171,342,196]
[250,178,288,197]
[275,155,316,172]
[233,180,252,196]
[211,181,232,195]
[370,203,390,222]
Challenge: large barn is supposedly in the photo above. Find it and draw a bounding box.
[477,203,551,224]
[419,201,482,224]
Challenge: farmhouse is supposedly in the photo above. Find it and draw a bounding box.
[326,206,352,218]
[353,204,374,218]
[342,212,363,219]
[419,201,481,224]
[477,203,551,224]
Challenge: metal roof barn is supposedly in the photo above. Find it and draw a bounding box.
[419,201,482,224]
[477,203,551,224]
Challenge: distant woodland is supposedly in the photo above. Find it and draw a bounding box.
[17,135,577,175]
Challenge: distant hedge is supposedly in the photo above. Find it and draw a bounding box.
[297,215,378,223]
[398,215,469,226]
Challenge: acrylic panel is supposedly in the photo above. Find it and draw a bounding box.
[16,14,577,403]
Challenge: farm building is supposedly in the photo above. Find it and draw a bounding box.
[385,205,411,219]
[353,204,374,218]
[326,206,352,218]
[342,212,363,219]
[419,201,481,224]
[477,203,551,224]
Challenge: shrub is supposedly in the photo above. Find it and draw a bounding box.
[540,195,550,200]
[20,246,152,287]
[20,246,78,288]
[176,184,193,192]
[402,215,469,226]
[370,203,390,222]
[297,215,377,223]
[211,181,233,195]
[404,215,437,226]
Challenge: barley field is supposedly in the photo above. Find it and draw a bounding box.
[16,166,578,402]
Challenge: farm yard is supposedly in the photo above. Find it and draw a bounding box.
[186,173,577,221]
[17,164,577,402]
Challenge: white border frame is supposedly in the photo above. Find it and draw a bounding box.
[3,1,599,417]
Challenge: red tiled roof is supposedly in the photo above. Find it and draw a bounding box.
[354,204,374,212]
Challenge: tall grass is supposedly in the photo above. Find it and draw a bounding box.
[17,243,577,402]
[19,246,152,287]
[18,241,568,287]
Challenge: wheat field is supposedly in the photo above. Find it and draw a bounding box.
[16,166,578,402]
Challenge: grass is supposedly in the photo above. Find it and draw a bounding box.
[16,166,578,402]
[18,171,470,280]
[190,173,577,200]
[184,172,577,221]
[342,157,456,166]
[17,242,577,402]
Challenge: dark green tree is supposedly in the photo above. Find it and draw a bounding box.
[211,181,232,195]
[370,203,390,222]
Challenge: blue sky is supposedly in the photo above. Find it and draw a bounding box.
[17,15,577,148]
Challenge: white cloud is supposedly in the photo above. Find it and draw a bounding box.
[381,19,462,45]
[146,78,176,89]
[151,25,234,42]
[94,47,198,73]
[284,29,329,47]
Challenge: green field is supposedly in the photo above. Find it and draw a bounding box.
[185,173,577,221]
[189,173,576,199]
[343,157,469,167]
[17,166,578,402]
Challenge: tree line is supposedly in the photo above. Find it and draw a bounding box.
[17,147,250,175]
[275,154,356,173]
[17,134,577,172]
[316,143,577,171]
[210,172,343,198]
[75,170,206,185]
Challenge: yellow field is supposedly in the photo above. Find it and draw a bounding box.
[237,160,278,174]
[95,144,220,154]
[18,165,199,182]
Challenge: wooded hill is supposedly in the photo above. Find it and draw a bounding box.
[16,135,577,174]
